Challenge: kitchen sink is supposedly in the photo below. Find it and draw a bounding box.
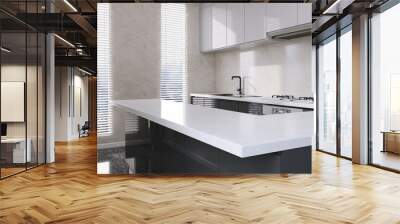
[212,93,234,96]
[211,93,261,98]
[236,95,262,98]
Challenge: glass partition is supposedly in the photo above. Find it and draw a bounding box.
[316,24,353,160]
[1,31,28,177]
[0,1,46,179]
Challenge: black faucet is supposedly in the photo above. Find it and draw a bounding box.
[231,76,242,95]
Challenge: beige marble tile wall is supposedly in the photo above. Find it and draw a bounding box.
[98,4,161,147]
[98,3,216,148]
[186,4,216,100]
[110,4,161,101]
[215,36,312,97]
[109,3,216,102]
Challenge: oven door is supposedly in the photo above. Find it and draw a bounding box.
[262,105,303,115]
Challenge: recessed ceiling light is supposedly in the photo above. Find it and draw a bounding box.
[323,0,354,15]
[78,67,93,76]
[63,0,78,12]
[1,47,11,53]
[54,34,75,48]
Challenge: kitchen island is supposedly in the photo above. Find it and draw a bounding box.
[110,99,313,174]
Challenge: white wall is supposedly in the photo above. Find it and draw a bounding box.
[55,67,89,141]
[1,64,46,163]
[55,67,69,141]
[1,65,26,137]
[71,74,89,138]
[214,36,312,97]
[1,65,38,137]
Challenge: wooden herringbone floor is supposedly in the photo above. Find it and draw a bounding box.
[1,135,400,224]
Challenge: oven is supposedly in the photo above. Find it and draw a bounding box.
[262,105,304,115]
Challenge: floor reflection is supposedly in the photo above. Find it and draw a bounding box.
[372,151,400,171]
[98,147,131,174]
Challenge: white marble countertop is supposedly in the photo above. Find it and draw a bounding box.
[190,93,314,110]
[114,99,314,158]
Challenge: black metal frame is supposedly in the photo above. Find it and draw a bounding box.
[316,0,400,172]
[339,24,353,161]
[0,20,2,179]
[336,28,341,158]
[367,10,373,167]
[315,23,353,161]
[0,0,47,180]
[315,44,319,151]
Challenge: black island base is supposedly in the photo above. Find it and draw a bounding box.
[114,118,312,175]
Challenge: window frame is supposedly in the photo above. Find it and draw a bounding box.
[367,0,400,173]
[315,24,353,160]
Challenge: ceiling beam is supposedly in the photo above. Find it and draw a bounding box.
[55,55,96,71]
[67,13,97,46]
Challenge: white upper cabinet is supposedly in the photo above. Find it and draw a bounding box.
[226,3,244,46]
[244,3,266,42]
[200,3,308,52]
[297,3,312,25]
[211,3,227,49]
[266,3,298,33]
[200,3,212,52]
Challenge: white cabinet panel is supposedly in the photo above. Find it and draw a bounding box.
[227,3,244,46]
[244,3,266,42]
[298,3,312,25]
[201,3,308,52]
[266,3,298,32]
[200,3,212,52]
[211,3,227,49]
[1,82,25,122]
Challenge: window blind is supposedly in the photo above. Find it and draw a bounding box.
[97,4,113,136]
[160,4,187,102]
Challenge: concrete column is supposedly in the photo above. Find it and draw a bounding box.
[46,1,55,163]
[352,14,369,164]
[46,33,55,163]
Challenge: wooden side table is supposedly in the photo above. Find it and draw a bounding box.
[0,138,32,164]
[382,131,400,154]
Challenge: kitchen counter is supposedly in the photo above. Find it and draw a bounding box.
[114,99,313,158]
[190,93,314,110]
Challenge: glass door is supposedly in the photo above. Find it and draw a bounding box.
[317,35,337,155]
[339,26,352,158]
[316,25,353,159]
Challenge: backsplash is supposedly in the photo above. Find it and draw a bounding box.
[215,36,312,97]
